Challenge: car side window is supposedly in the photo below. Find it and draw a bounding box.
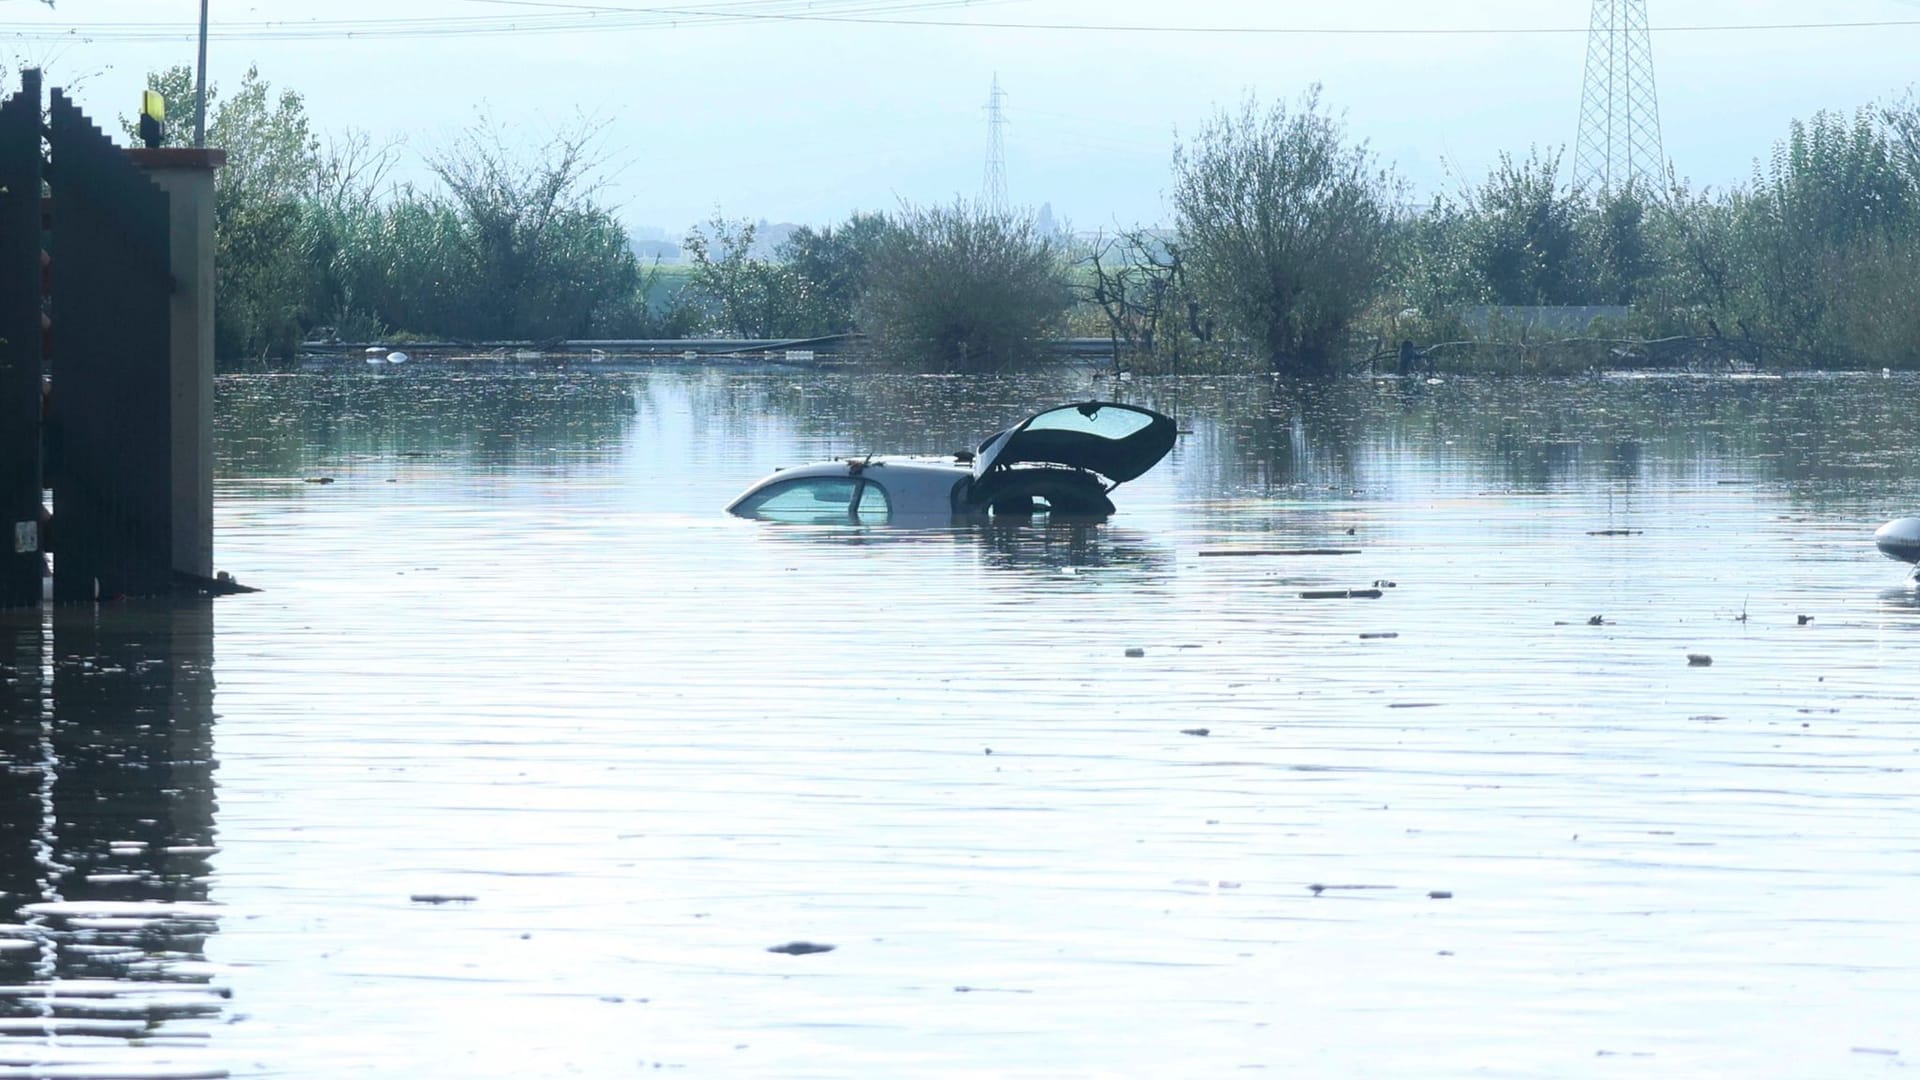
[735,477,861,522]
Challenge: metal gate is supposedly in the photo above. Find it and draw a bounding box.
[0,72,43,608]
[0,72,176,607]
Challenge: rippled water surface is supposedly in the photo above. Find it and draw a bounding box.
[4,368,1920,1078]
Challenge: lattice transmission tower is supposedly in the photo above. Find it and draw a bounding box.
[1572,0,1665,192]
[982,74,1008,215]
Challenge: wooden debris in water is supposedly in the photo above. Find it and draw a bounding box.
[1301,589,1383,600]
[1198,548,1361,558]
[768,941,835,955]
[1180,728,1210,737]
[409,894,476,904]
[1428,890,1454,900]
[1124,647,1145,658]
[1587,528,1642,536]
[1359,632,1399,640]
[1687,654,1713,666]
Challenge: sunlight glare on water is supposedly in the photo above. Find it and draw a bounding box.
[4,368,1920,1077]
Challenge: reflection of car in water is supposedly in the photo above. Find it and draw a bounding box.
[1877,517,1920,575]
[726,402,1176,526]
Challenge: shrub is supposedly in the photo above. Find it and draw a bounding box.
[857,202,1069,370]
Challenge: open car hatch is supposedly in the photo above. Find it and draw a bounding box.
[971,402,1176,487]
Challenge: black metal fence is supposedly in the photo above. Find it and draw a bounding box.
[0,72,175,608]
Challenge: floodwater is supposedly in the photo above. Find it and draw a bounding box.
[3,368,1920,1078]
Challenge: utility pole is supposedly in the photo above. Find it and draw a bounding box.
[194,0,209,147]
[982,74,1008,216]
[1572,0,1664,192]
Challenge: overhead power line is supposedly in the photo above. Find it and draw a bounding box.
[0,0,1012,41]
[3,7,1920,41]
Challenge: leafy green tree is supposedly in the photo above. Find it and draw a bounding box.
[1719,109,1918,361]
[1586,184,1657,305]
[1172,88,1397,373]
[209,66,322,360]
[776,213,891,334]
[1460,149,1592,306]
[683,217,803,338]
[857,201,1069,370]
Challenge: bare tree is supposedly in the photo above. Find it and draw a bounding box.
[1080,228,1197,367]
[317,128,402,216]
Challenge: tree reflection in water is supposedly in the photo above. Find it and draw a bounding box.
[0,602,226,1074]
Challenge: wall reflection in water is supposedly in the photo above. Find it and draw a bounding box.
[0,602,226,1074]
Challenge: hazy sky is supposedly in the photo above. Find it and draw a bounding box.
[7,0,1920,235]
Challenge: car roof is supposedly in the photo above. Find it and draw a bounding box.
[763,456,969,480]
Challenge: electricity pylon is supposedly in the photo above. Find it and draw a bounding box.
[1572,0,1665,192]
[982,74,1008,215]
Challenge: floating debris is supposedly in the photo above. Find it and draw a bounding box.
[1180,728,1210,737]
[409,894,476,905]
[1428,890,1454,900]
[767,941,835,955]
[1124,647,1146,658]
[1687,654,1713,667]
[1359,632,1399,640]
[303,476,335,485]
[1587,529,1642,536]
[1587,615,1606,626]
[1797,614,1814,625]
[1301,589,1383,600]
[1307,884,1397,896]
[1198,548,1361,558]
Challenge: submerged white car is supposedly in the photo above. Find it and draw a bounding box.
[1877,517,1920,568]
[726,401,1177,526]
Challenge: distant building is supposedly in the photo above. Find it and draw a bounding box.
[631,238,682,263]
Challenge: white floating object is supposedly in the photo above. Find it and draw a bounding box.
[1875,517,1920,564]
[386,350,409,364]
